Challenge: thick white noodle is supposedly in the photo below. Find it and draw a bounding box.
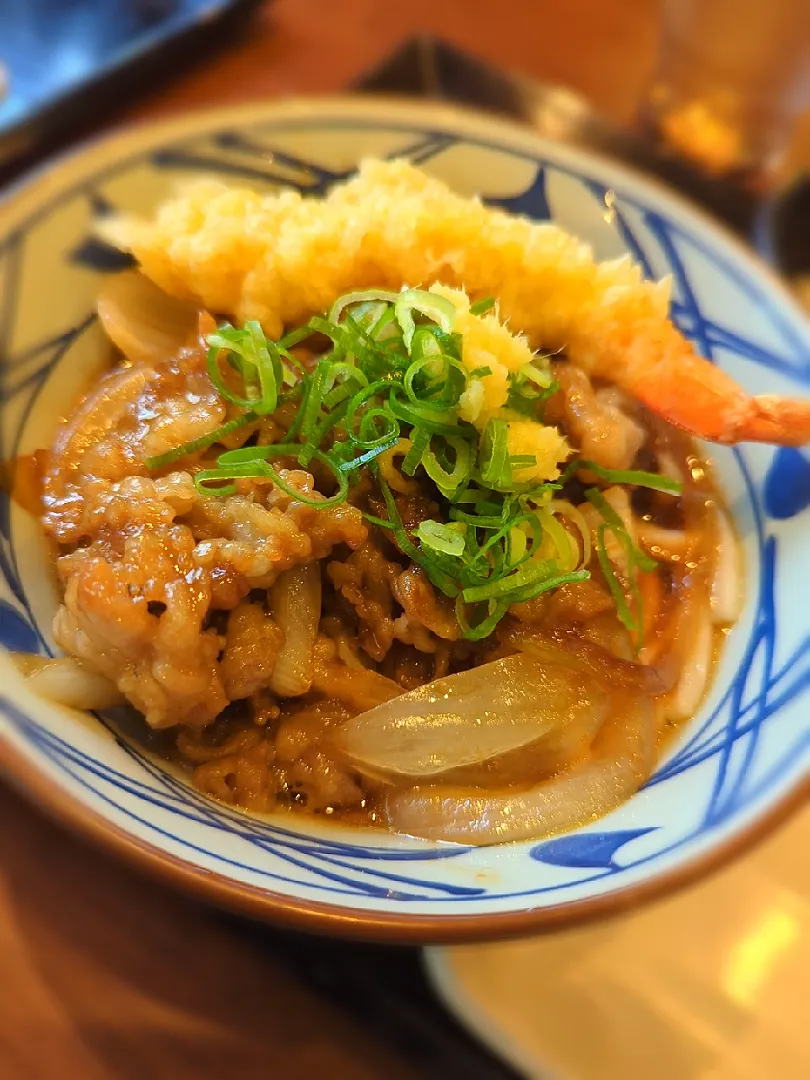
[710,505,743,625]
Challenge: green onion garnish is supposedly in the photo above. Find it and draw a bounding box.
[206,321,284,415]
[595,525,635,634]
[415,520,466,558]
[145,411,259,470]
[585,487,657,649]
[207,443,351,508]
[422,435,473,499]
[143,287,674,641]
[469,296,496,316]
[584,488,657,573]
[577,460,683,495]
[479,418,511,488]
[394,288,457,351]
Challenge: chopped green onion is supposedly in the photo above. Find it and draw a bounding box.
[479,418,511,488]
[416,520,466,558]
[503,568,590,606]
[147,290,676,644]
[358,406,400,448]
[469,296,496,316]
[537,506,578,573]
[194,461,268,497]
[422,435,473,499]
[404,348,468,411]
[578,460,683,495]
[205,321,282,415]
[462,558,556,602]
[376,475,459,598]
[584,488,657,572]
[346,380,400,447]
[213,443,350,507]
[277,321,320,349]
[455,597,510,641]
[394,288,457,351]
[388,389,465,437]
[300,398,351,465]
[449,508,508,528]
[401,428,431,476]
[595,524,636,634]
[522,363,553,390]
[337,439,399,474]
[145,411,259,470]
[586,487,657,649]
[362,511,393,529]
[298,357,332,441]
[329,289,400,324]
[468,511,540,569]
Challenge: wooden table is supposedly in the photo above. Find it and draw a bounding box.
[0,1,673,1076]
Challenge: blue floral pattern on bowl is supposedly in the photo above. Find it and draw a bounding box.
[0,100,807,930]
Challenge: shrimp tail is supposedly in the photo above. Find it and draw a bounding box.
[622,340,810,446]
[733,396,810,447]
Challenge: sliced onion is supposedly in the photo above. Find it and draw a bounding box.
[710,505,743,625]
[333,652,609,782]
[268,564,321,697]
[503,622,671,694]
[313,664,402,712]
[580,613,635,661]
[12,654,124,711]
[385,696,656,845]
[97,270,200,365]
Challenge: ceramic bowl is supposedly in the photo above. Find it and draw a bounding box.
[0,98,807,941]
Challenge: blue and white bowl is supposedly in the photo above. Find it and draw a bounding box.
[0,98,807,940]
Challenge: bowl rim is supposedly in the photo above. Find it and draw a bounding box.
[2,733,806,943]
[1,94,808,942]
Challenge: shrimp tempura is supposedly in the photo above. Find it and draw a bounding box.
[104,159,810,447]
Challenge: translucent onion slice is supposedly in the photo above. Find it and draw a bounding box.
[503,623,671,694]
[12,654,124,711]
[385,696,655,845]
[313,664,402,712]
[268,564,321,697]
[97,270,199,365]
[332,652,609,781]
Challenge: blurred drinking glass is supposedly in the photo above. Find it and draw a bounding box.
[648,0,810,189]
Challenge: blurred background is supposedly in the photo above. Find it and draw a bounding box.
[0,2,807,1078]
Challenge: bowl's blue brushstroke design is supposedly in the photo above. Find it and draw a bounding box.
[484,166,550,220]
[764,447,810,519]
[150,129,454,195]
[0,117,807,907]
[0,600,39,652]
[69,237,134,272]
[531,829,657,870]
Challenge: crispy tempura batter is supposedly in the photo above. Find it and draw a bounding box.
[105,158,670,366]
[106,158,810,446]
